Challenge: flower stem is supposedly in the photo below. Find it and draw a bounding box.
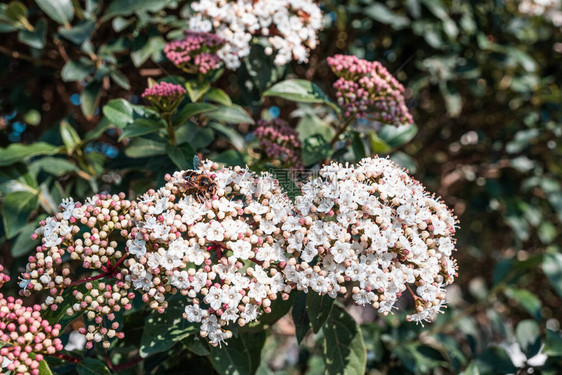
[163,112,176,146]
[47,352,81,364]
[330,115,357,146]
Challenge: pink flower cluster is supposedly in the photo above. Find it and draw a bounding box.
[254,119,303,170]
[327,54,413,125]
[142,82,186,112]
[20,194,135,349]
[0,267,64,375]
[164,31,225,75]
[0,265,10,288]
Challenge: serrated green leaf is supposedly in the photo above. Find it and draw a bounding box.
[2,191,38,238]
[322,305,366,375]
[306,291,335,334]
[264,79,340,113]
[34,0,74,26]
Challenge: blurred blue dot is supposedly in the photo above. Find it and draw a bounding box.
[329,12,337,21]
[269,106,280,118]
[8,132,21,142]
[6,111,17,120]
[105,145,118,158]
[70,94,81,106]
[13,121,26,133]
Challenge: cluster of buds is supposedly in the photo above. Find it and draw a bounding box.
[19,194,135,348]
[254,118,303,170]
[286,157,457,324]
[164,31,225,75]
[327,55,413,125]
[0,265,10,288]
[188,0,323,69]
[0,268,64,375]
[141,81,187,113]
[124,162,295,346]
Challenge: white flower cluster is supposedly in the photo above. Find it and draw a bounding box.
[518,0,562,28]
[285,158,458,324]
[188,0,323,69]
[124,162,295,346]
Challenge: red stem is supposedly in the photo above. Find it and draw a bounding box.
[68,272,107,287]
[47,352,81,364]
[112,355,144,371]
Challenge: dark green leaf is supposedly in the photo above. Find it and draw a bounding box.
[60,121,81,154]
[477,346,517,374]
[77,358,111,375]
[34,0,74,25]
[0,165,38,194]
[0,142,58,166]
[185,80,211,103]
[166,143,196,170]
[505,288,542,320]
[18,18,47,49]
[377,124,418,148]
[58,20,95,44]
[175,122,214,150]
[208,122,245,151]
[208,331,266,375]
[11,220,40,257]
[119,118,166,141]
[365,3,410,29]
[212,150,245,166]
[173,102,217,127]
[543,253,562,298]
[204,88,232,105]
[264,79,340,113]
[61,59,94,82]
[124,138,167,158]
[351,132,366,161]
[2,191,38,238]
[322,305,366,375]
[81,80,102,118]
[544,329,562,356]
[516,320,541,358]
[102,0,172,20]
[306,291,335,334]
[390,151,417,173]
[109,69,131,90]
[292,291,310,344]
[206,105,255,124]
[102,99,134,128]
[139,296,198,358]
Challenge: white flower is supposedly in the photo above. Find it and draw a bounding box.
[185,304,205,322]
[127,237,147,257]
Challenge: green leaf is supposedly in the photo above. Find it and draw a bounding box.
[2,191,38,238]
[166,143,196,170]
[544,329,562,356]
[0,165,37,195]
[11,220,40,257]
[306,291,335,334]
[173,102,217,127]
[109,69,130,90]
[392,344,446,373]
[390,151,417,173]
[296,113,333,143]
[292,292,310,344]
[175,122,214,150]
[119,118,166,141]
[369,132,391,154]
[102,0,172,20]
[476,346,517,374]
[302,135,332,166]
[264,79,340,113]
[61,59,94,82]
[543,253,562,298]
[377,124,418,148]
[209,331,266,375]
[58,20,95,45]
[60,121,81,154]
[37,357,53,375]
[212,150,245,166]
[208,122,245,151]
[516,320,541,358]
[77,358,111,375]
[34,0,74,26]
[322,305,366,375]
[81,80,102,118]
[18,18,47,49]
[139,296,198,358]
[365,3,410,29]
[351,132,366,161]
[124,138,166,158]
[185,80,211,103]
[207,105,255,124]
[102,99,134,128]
[204,88,232,105]
[0,142,58,167]
[5,1,29,26]
[505,288,542,320]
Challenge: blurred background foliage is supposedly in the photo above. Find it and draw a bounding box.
[0,0,561,374]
